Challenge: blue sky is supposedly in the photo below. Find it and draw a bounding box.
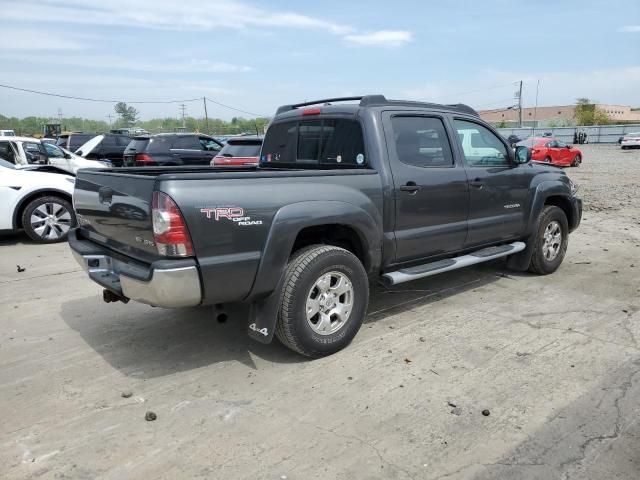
[0,0,638,120]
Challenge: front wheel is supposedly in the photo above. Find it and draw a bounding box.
[528,206,569,275]
[544,156,552,164]
[276,245,369,357]
[21,195,76,243]
[572,154,582,167]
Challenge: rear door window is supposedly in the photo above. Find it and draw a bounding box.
[172,136,201,150]
[262,118,365,167]
[390,116,454,167]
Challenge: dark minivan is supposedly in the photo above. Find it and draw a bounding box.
[123,133,223,166]
[55,133,97,152]
[76,133,132,167]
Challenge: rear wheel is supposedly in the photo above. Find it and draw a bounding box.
[276,245,369,357]
[528,206,569,275]
[571,154,582,167]
[21,196,76,243]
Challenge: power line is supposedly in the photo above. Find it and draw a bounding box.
[0,82,267,118]
[0,82,202,104]
[205,97,265,117]
[427,82,520,101]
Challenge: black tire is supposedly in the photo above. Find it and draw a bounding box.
[572,154,581,167]
[276,245,369,357]
[544,156,552,164]
[21,195,76,243]
[621,146,628,150]
[528,206,569,275]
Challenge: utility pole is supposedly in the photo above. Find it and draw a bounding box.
[517,80,523,127]
[203,97,210,134]
[179,104,187,129]
[106,114,113,126]
[57,108,63,122]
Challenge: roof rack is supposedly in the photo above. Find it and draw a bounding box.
[275,95,478,117]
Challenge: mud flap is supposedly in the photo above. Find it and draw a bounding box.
[506,234,535,271]
[246,275,285,344]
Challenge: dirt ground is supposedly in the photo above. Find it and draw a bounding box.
[1,144,639,480]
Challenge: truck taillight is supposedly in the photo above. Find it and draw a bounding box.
[151,191,193,257]
[135,153,153,163]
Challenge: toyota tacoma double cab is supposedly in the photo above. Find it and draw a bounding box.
[69,95,582,357]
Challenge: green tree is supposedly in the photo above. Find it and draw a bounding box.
[574,98,611,126]
[114,102,139,127]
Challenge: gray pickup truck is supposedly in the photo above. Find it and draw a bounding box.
[69,95,582,357]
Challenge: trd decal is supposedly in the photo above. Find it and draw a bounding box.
[200,207,245,220]
[200,207,263,226]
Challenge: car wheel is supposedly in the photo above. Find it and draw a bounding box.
[621,146,628,150]
[544,156,552,164]
[276,245,369,357]
[21,195,76,243]
[571,154,582,167]
[528,206,569,275]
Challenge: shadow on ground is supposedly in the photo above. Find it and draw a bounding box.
[0,231,31,246]
[61,260,508,379]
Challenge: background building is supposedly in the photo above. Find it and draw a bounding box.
[479,104,640,127]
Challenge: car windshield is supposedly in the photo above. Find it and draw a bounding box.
[627,133,640,138]
[0,158,15,169]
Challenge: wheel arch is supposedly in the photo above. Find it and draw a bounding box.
[246,201,382,302]
[13,188,73,229]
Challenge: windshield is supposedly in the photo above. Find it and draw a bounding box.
[0,158,15,169]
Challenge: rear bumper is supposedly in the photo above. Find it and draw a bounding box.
[68,229,202,308]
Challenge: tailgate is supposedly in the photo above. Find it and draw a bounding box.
[73,170,159,261]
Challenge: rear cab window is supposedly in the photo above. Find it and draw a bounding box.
[261,118,366,168]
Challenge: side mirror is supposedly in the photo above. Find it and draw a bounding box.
[515,145,531,164]
[567,145,572,149]
[65,152,72,159]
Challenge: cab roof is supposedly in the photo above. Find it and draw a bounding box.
[275,94,479,118]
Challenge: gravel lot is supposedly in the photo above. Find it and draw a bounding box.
[1,144,639,480]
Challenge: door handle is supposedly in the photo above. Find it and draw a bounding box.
[400,182,420,193]
[469,179,484,189]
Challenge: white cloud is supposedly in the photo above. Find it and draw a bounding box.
[2,0,353,35]
[0,1,410,47]
[345,30,413,47]
[0,28,92,50]
[618,25,640,32]
[2,53,251,74]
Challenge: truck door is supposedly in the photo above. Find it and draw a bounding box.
[383,113,469,263]
[452,119,533,245]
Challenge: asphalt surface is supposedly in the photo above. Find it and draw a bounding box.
[1,144,639,479]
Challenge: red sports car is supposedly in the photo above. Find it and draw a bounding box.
[211,136,262,167]
[517,137,582,167]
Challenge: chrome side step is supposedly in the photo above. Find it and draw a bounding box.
[382,241,526,286]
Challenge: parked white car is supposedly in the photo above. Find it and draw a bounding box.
[0,136,109,173]
[0,129,16,136]
[621,132,640,150]
[0,159,77,242]
[43,142,111,173]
